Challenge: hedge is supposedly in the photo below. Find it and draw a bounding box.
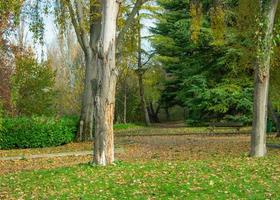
[0,117,77,149]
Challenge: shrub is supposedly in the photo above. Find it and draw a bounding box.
[0,117,77,149]
[12,51,56,116]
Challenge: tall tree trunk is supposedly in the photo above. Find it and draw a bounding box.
[138,73,151,126]
[92,0,120,166]
[78,52,94,141]
[268,99,280,137]
[137,12,150,126]
[123,78,127,124]
[251,0,278,157]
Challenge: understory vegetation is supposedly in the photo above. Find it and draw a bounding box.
[0,117,77,149]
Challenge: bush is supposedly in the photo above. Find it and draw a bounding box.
[12,51,56,116]
[0,117,77,149]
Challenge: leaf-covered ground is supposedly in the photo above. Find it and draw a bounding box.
[1,157,280,199]
[0,126,280,199]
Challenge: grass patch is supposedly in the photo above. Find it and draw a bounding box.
[267,135,280,145]
[113,123,143,130]
[1,157,280,199]
[115,126,252,136]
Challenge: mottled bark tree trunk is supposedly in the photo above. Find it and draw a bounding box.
[251,0,278,157]
[92,0,120,165]
[65,0,148,163]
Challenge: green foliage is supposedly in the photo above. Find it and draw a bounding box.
[152,0,254,124]
[12,51,56,116]
[0,101,3,131]
[0,117,77,149]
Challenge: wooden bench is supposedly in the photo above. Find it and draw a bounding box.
[207,122,244,134]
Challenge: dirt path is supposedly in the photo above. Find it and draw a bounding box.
[0,151,93,161]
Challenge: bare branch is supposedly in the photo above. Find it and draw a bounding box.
[141,52,155,68]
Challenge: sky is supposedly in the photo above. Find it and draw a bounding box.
[28,8,155,60]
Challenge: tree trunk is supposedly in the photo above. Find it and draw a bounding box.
[148,102,160,123]
[268,99,280,137]
[78,52,94,141]
[123,78,127,124]
[138,73,151,126]
[92,0,120,166]
[250,0,278,157]
[165,107,170,121]
[137,13,150,126]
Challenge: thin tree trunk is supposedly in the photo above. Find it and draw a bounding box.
[123,78,127,124]
[137,12,150,126]
[138,73,151,126]
[148,102,160,123]
[268,99,280,137]
[251,0,278,157]
[92,0,120,166]
[78,51,94,141]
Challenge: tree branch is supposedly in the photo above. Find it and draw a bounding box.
[141,51,155,68]
[116,0,149,46]
[65,0,87,53]
[74,0,89,51]
[89,0,101,50]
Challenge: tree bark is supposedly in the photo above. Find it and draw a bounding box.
[251,0,278,157]
[78,51,94,141]
[92,0,120,166]
[268,99,280,137]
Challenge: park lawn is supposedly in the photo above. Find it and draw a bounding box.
[1,156,280,199]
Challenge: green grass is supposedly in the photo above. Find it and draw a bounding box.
[115,126,252,136]
[113,123,143,130]
[1,157,280,199]
[267,135,280,145]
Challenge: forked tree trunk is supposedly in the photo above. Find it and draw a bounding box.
[148,102,160,123]
[78,52,94,141]
[251,0,278,157]
[92,0,120,166]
